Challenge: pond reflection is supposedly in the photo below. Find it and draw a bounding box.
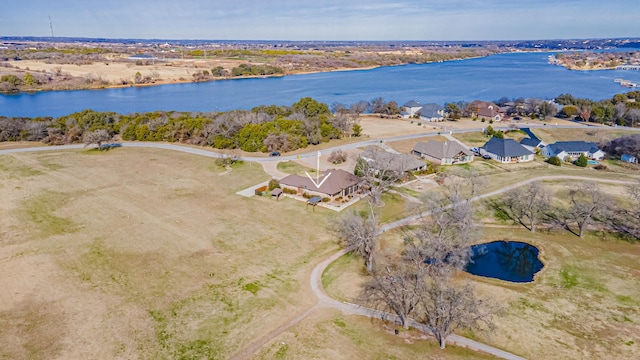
[465,241,543,282]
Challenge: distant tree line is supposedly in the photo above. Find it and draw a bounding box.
[554,91,640,127]
[230,63,284,77]
[0,97,360,153]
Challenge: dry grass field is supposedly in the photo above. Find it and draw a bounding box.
[0,148,340,359]
[0,147,502,359]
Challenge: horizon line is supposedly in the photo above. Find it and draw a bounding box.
[2,35,640,44]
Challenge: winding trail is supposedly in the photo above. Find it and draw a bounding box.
[2,130,639,360]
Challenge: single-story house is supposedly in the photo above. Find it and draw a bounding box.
[621,154,638,164]
[480,137,534,163]
[471,100,503,122]
[542,141,605,161]
[279,169,361,200]
[361,147,427,174]
[412,140,474,165]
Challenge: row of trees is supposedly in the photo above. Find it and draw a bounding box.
[0,98,359,153]
[332,170,498,348]
[498,180,640,240]
[556,92,640,127]
[331,97,401,117]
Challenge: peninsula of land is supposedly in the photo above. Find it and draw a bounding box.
[0,40,496,93]
[549,50,640,71]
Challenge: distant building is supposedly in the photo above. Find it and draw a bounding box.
[621,154,637,164]
[402,101,446,122]
[402,100,422,118]
[542,141,605,161]
[471,100,503,122]
[412,140,474,165]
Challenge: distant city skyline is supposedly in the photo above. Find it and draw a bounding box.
[1,1,638,41]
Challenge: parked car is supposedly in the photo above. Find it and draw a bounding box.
[269,151,281,157]
[470,147,480,155]
[482,154,491,159]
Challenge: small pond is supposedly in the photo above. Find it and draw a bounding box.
[465,241,544,283]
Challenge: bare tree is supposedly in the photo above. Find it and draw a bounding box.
[606,179,640,240]
[354,147,406,208]
[350,101,369,117]
[567,182,610,238]
[83,129,111,150]
[360,255,423,329]
[328,149,347,164]
[404,177,478,280]
[502,182,551,232]
[417,280,498,349]
[331,211,378,273]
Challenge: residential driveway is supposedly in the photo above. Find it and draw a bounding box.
[260,161,288,179]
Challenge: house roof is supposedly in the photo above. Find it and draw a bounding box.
[413,140,471,159]
[418,103,445,118]
[471,100,501,118]
[403,100,421,108]
[546,141,600,154]
[520,137,543,148]
[482,137,533,157]
[279,169,360,196]
[361,147,426,173]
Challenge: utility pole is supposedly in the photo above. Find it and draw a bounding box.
[48,15,55,39]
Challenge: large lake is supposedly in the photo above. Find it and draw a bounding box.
[2,51,640,118]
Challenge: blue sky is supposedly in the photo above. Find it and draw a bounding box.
[1,0,638,41]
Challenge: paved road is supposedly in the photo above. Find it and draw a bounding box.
[3,122,635,161]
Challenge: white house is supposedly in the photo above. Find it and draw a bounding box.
[402,100,423,119]
[542,141,605,161]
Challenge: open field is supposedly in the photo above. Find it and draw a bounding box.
[325,195,640,360]
[253,308,494,360]
[0,147,505,359]
[0,148,338,359]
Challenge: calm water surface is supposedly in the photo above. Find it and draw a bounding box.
[2,52,640,117]
[465,241,544,283]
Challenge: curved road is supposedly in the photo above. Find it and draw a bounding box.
[3,126,638,360]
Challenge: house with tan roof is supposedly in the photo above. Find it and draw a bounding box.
[279,169,361,200]
[361,147,427,174]
[412,140,474,165]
